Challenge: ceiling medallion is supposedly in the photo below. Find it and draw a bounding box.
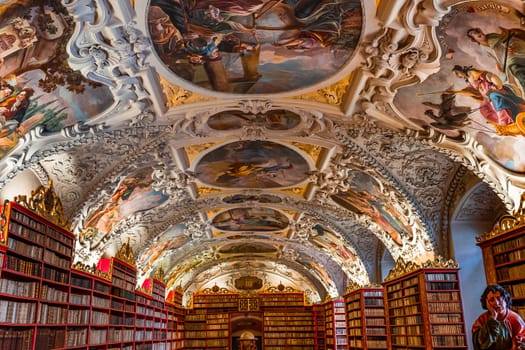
[195,140,310,189]
[147,1,363,95]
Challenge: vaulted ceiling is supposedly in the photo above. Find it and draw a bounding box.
[0,0,523,305]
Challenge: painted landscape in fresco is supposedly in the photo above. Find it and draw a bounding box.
[147,0,363,94]
[331,171,413,247]
[395,1,525,172]
[195,140,310,188]
[0,0,113,158]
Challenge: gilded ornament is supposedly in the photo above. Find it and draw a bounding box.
[477,193,525,242]
[196,185,223,196]
[290,142,323,165]
[345,280,363,293]
[384,257,421,281]
[266,284,296,293]
[14,179,70,230]
[421,256,459,269]
[202,284,231,294]
[154,266,166,281]
[159,76,214,107]
[280,186,308,197]
[294,75,351,106]
[116,238,135,266]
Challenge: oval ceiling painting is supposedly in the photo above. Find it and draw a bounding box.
[212,207,289,232]
[147,0,363,94]
[195,140,310,188]
[208,110,301,130]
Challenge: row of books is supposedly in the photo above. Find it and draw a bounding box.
[0,300,36,323]
[492,236,525,254]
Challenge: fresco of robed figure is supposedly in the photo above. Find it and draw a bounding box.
[147,0,363,94]
[212,207,289,232]
[394,1,525,172]
[0,1,113,159]
[195,140,310,188]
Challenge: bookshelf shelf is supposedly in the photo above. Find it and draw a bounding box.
[314,303,326,350]
[383,264,467,349]
[478,223,525,319]
[323,299,347,350]
[344,287,387,350]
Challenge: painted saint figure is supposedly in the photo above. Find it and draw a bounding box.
[449,65,525,126]
[467,27,525,96]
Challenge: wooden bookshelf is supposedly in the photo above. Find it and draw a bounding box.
[206,312,229,349]
[263,307,315,349]
[344,286,387,350]
[0,200,75,350]
[166,289,185,349]
[67,267,111,348]
[313,303,326,350]
[383,258,467,349]
[324,299,347,350]
[259,291,305,308]
[193,292,240,310]
[184,308,207,349]
[477,201,525,319]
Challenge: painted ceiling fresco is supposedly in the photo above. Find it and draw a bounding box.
[0,0,113,157]
[0,0,522,304]
[195,140,310,188]
[148,0,363,94]
[395,1,525,172]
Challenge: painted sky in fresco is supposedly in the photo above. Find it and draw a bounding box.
[394,2,525,172]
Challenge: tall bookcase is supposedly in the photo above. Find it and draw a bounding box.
[0,184,186,350]
[68,266,112,349]
[344,285,387,350]
[314,303,326,350]
[0,200,75,350]
[477,199,525,319]
[324,299,347,350]
[166,289,185,349]
[383,257,467,349]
